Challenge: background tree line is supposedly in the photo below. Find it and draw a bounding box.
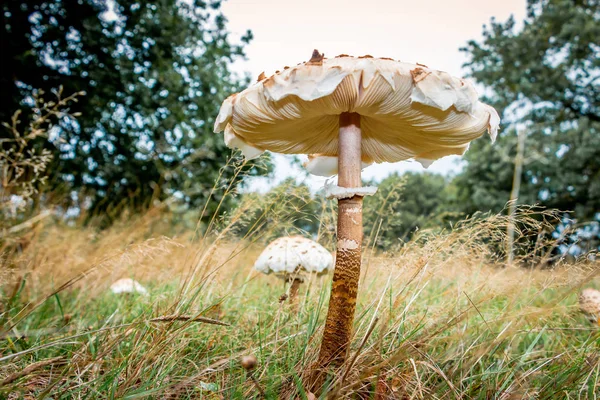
[2,0,598,251]
[2,0,270,226]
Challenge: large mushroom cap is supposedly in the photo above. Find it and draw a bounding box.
[214,51,500,176]
[254,236,333,276]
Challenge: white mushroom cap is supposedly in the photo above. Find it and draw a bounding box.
[110,278,148,295]
[214,51,500,176]
[254,236,334,277]
[579,288,600,324]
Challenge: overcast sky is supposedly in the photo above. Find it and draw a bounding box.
[220,0,526,191]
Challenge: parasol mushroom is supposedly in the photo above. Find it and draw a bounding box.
[109,278,148,296]
[214,50,499,372]
[254,236,333,307]
[579,288,600,326]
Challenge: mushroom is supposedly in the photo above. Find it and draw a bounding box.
[579,288,600,325]
[109,278,148,296]
[214,50,499,370]
[254,236,333,307]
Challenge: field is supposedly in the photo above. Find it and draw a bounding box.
[2,0,599,398]
[1,206,599,399]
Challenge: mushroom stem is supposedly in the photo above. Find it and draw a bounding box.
[317,112,363,368]
[288,277,303,310]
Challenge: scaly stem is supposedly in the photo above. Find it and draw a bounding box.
[288,277,302,311]
[316,112,363,369]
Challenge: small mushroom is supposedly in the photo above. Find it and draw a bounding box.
[579,288,600,326]
[240,354,265,396]
[215,50,499,371]
[254,236,333,308]
[109,278,148,296]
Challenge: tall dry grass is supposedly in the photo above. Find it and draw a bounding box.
[1,189,599,398]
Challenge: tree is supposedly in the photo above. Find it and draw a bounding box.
[2,0,269,218]
[363,172,456,249]
[456,0,599,231]
[231,178,323,243]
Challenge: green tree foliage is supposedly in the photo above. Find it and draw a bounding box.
[364,172,457,249]
[457,0,599,226]
[2,0,268,217]
[231,178,324,244]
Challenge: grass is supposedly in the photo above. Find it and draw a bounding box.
[1,204,599,399]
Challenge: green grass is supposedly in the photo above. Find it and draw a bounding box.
[1,259,599,399]
[1,205,599,398]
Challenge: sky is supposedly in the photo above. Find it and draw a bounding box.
[220,0,527,192]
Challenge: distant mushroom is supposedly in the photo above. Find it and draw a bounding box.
[110,278,148,296]
[254,236,333,307]
[579,288,600,325]
[214,50,499,371]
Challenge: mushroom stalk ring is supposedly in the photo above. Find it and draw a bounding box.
[323,181,378,199]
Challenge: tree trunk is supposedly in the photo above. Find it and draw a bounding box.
[507,128,526,266]
[316,112,363,369]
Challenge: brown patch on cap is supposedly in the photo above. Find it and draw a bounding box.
[257,71,266,82]
[359,55,374,59]
[380,57,394,61]
[263,75,277,89]
[335,54,351,58]
[416,62,429,68]
[410,67,431,83]
[284,66,290,70]
[307,49,325,65]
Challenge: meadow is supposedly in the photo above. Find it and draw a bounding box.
[1,199,598,399]
[2,0,599,398]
